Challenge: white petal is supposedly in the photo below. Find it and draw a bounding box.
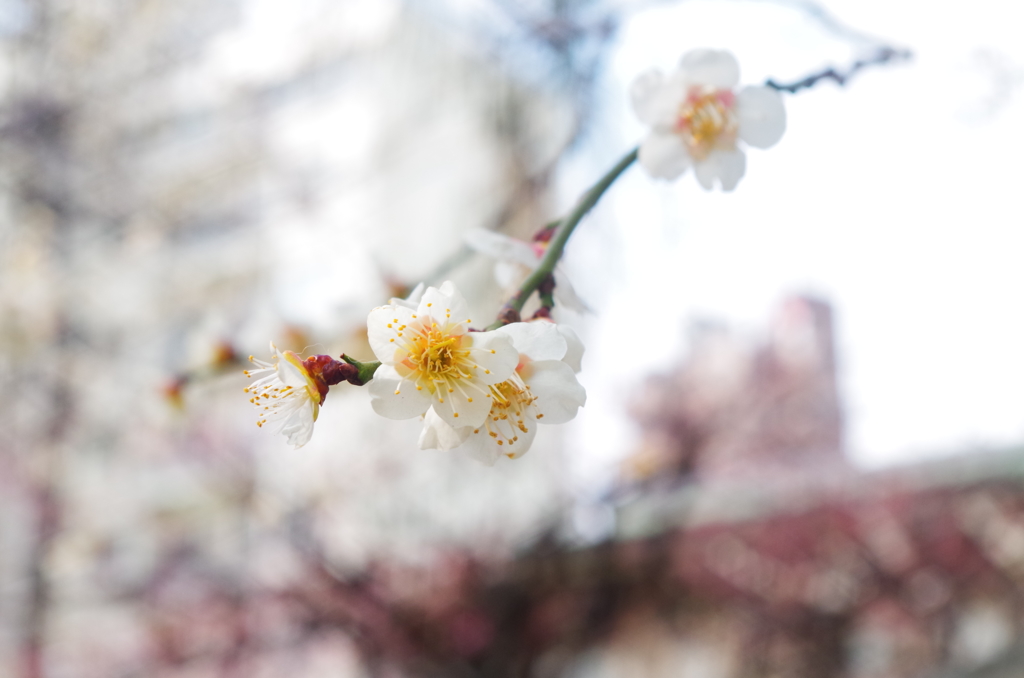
[464,229,541,268]
[459,428,503,466]
[280,400,316,448]
[368,365,432,419]
[389,282,425,309]
[556,325,585,373]
[552,268,589,313]
[432,384,493,428]
[495,260,526,288]
[367,305,416,364]
[736,86,786,149]
[419,408,470,451]
[420,282,470,327]
[694,148,746,192]
[465,331,518,385]
[522,360,586,425]
[493,321,566,362]
[630,68,681,128]
[277,350,313,389]
[639,132,692,180]
[678,49,740,89]
[503,419,538,460]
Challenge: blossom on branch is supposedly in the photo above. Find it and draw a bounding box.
[419,320,586,465]
[367,281,519,427]
[463,229,587,313]
[245,344,358,448]
[631,49,786,191]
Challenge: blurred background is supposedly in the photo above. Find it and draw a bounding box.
[2,0,1024,676]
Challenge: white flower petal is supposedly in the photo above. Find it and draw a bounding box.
[678,49,740,89]
[368,364,432,419]
[367,305,417,364]
[419,408,470,451]
[639,132,692,180]
[556,325,584,373]
[458,428,504,466]
[630,68,681,128]
[464,229,541,268]
[432,384,493,428]
[466,331,518,385]
[552,268,589,314]
[736,86,786,149]
[277,350,313,390]
[420,282,471,328]
[694,147,746,192]
[494,260,526,289]
[494,321,566,362]
[280,402,316,447]
[522,360,586,425]
[503,419,537,460]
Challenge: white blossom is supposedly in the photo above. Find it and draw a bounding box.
[244,343,323,448]
[419,320,586,465]
[367,281,519,427]
[631,48,786,191]
[463,229,587,313]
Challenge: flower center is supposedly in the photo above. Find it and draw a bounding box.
[676,89,737,160]
[407,326,468,378]
[471,373,539,453]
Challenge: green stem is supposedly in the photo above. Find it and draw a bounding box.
[487,146,638,329]
[341,355,381,385]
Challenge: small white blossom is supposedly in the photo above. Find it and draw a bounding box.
[631,48,786,191]
[463,229,587,313]
[419,320,586,465]
[244,343,323,448]
[367,281,519,427]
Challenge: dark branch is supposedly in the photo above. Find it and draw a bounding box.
[766,46,912,94]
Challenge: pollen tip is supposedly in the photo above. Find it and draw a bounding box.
[473,429,479,434]
[394,390,400,395]
[416,386,422,390]
[490,350,495,354]
[485,370,490,374]
[467,398,473,403]
[453,413,459,418]
[248,355,254,361]
[426,303,432,307]
[537,414,544,419]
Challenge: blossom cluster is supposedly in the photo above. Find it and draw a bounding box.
[243,49,788,462]
[246,281,586,464]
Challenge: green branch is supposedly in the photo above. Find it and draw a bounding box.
[488,146,638,329]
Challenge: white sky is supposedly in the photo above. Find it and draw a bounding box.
[567,0,1024,489]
